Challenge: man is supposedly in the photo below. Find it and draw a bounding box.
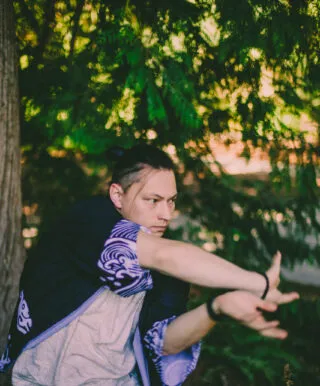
[0,145,298,385]
[108,145,297,384]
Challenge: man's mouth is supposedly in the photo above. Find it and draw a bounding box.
[150,226,167,232]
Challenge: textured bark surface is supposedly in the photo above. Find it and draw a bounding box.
[0,1,24,384]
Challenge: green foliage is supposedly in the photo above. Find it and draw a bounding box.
[201,322,300,385]
[185,285,320,385]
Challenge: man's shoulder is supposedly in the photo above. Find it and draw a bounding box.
[64,195,119,222]
[70,195,114,213]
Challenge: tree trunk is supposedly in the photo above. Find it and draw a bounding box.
[0,0,25,384]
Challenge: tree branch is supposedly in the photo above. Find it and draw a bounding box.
[36,0,56,62]
[17,0,40,37]
[69,0,85,59]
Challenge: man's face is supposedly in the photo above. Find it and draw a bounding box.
[111,169,177,237]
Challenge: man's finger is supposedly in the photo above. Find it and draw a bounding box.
[275,250,282,262]
[271,251,282,272]
[256,300,277,313]
[261,327,288,340]
[240,311,261,323]
[247,319,280,331]
[277,291,300,304]
[267,251,281,288]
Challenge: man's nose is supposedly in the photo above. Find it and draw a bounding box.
[158,201,172,221]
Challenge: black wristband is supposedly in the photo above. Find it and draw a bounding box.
[206,296,224,322]
[261,272,269,300]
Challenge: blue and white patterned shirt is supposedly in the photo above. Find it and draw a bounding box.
[1,197,200,385]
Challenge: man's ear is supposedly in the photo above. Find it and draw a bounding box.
[109,183,124,210]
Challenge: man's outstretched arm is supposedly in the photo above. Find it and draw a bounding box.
[161,291,290,355]
[137,231,299,303]
[142,288,296,386]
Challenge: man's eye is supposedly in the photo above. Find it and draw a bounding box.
[148,198,158,204]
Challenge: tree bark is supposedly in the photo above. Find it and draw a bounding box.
[0,0,25,384]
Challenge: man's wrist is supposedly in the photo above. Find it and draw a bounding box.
[260,272,269,299]
[206,296,225,322]
[251,271,269,298]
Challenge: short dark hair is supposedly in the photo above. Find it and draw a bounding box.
[111,144,175,191]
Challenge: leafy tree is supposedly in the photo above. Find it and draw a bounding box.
[15,0,319,261]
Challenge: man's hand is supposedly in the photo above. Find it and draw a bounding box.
[264,251,300,304]
[212,290,295,339]
[162,288,296,356]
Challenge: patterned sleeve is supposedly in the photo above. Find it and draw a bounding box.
[97,219,153,297]
[144,316,201,386]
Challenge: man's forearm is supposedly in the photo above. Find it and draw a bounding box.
[137,232,266,294]
[162,304,214,355]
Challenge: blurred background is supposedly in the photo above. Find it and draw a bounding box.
[1,0,319,384]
